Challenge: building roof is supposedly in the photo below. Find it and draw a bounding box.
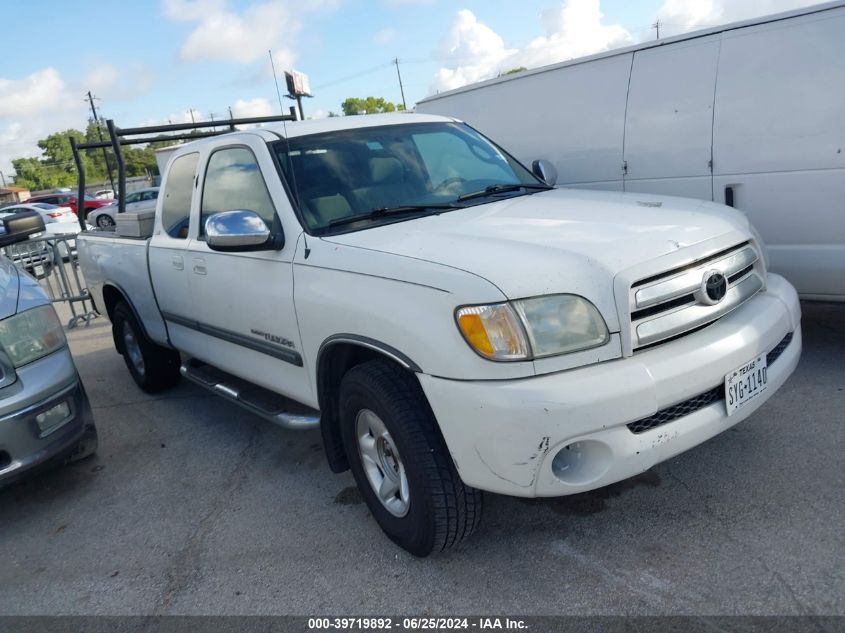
[0,187,30,193]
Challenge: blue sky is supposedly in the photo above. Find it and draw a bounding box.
[0,0,817,179]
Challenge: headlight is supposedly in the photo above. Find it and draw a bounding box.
[0,305,66,367]
[747,224,770,270]
[513,295,609,357]
[456,294,609,361]
[455,303,529,361]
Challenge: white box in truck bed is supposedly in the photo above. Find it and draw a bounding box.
[116,210,156,238]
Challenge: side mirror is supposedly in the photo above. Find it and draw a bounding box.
[532,159,558,186]
[205,209,281,252]
[0,211,45,247]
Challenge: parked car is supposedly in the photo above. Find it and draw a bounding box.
[6,202,76,223]
[0,211,98,487]
[94,189,115,200]
[88,187,159,229]
[417,2,845,301]
[78,113,801,556]
[27,193,114,220]
[0,204,83,261]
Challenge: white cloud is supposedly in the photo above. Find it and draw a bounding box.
[307,109,332,120]
[430,1,630,94]
[654,0,820,37]
[429,0,819,95]
[0,68,85,178]
[84,63,157,101]
[0,68,75,118]
[373,28,397,45]
[431,9,516,93]
[516,0,632,69]
[231,97,274,118]
[165,0,340,66]
[178,2,298,63]
[162,0,227,21]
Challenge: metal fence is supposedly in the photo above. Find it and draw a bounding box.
[2,234,97,329]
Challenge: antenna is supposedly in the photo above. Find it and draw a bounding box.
[393,58,407,110]
[653,20,661,39]
[269,49,286,116]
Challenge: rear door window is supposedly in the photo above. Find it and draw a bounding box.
[161,153,199,239]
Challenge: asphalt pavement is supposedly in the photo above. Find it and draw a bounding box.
[0,302,842,616]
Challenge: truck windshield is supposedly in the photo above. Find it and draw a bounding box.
[273,122,545,234]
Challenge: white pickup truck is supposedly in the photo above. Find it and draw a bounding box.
[78,113,802,556]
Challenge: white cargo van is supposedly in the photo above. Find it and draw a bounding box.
[417,1,845,301]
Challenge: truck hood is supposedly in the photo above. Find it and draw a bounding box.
[326,188,751,330]
[0,257,20,320]
[0,256,50,321]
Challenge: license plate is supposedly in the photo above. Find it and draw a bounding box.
[725,354,768,416]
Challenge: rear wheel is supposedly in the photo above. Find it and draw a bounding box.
[339,359,483,556]
[112,301,181,393]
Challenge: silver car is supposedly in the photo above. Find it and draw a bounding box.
[0,211,97,486]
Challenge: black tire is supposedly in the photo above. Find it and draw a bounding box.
[112,301,181,393]
[339,359,482,556]
[97,214,115,229]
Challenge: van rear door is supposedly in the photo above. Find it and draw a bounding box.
[622,35,720,200]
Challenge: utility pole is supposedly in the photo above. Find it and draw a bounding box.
[86,90,116,194]
[0,170,6,187]
[189,109,196,124]
[394,57,407,110]
[653,20,661,39]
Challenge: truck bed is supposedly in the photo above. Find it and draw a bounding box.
[76,231,170,346]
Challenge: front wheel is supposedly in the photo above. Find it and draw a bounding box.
[96,214,115,229]
[112,301,181,393]
[339,360,483,556]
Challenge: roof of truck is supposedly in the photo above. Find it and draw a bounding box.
[262,112,457,138]
[169,113,459,154]
[418,0,845,104]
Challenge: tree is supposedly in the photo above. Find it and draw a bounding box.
[9,124,160,191]
[341,96,405,116]
[500,67,527,76]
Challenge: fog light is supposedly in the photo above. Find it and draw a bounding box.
[36,401,71,435]
[551,440,612,485]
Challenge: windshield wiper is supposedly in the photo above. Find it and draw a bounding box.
[457,183,553,202]
[328,203,464,228]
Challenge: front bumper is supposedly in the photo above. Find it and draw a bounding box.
[0,349,95,486]
[419,274,801,497]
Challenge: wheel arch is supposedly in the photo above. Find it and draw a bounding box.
[316,335,421,473]
[101,283,153,352]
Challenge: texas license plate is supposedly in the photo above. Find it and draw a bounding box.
[725,354,768,416]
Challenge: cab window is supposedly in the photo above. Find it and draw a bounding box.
[161,153,199,239]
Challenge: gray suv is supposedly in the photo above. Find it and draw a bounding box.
[0,211,97,485]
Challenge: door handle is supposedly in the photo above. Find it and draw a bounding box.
[192,258,207,275]
[172,255,184,270]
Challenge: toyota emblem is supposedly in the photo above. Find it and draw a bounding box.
[699,270,728,305]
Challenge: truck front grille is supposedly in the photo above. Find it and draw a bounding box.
[629,242,764,350]
[626,331,793,434]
